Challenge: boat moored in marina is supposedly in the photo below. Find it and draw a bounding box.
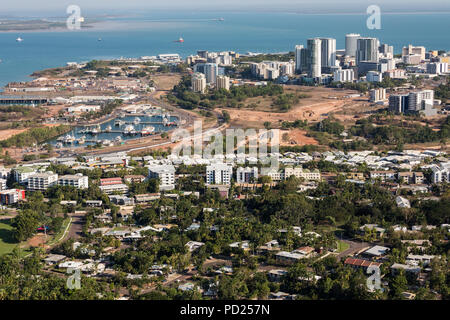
[141,126,155,136]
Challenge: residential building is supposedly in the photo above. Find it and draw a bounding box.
[206,163,233,185]
[333,69,354,82]
[148,165,175,190]
[216,75,230,90]
[320,37,337,72]
[369,88,386,102]
[58,174,89,189]
[236,167,258,183]
[370,170,396,181]
[356,37,379,65]
[99,184,129,195]
[204,63,218,84]
[13,166,37,184]
[344,258,382,271]
[27,172,58,191]
[294,44,305,72]
[284,166,321,181]
[345,33,360,57]
[0,178,6,191]
[192,72,207,93]
[307,38,322,78]
[389,94,409,113]
[402,44,426,61]
[408,90,434,113]
[366,71,383,83]
[100,177,123,186]
[0,189,26,205]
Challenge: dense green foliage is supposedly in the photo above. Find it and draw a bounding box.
[0,125,70,148]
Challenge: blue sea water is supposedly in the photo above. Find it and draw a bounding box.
[0,11,449,88]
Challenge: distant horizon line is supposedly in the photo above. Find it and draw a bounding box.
[2,9,450,19]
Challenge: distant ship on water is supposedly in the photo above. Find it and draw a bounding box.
[16,37,23,42]
[174,37,184,43]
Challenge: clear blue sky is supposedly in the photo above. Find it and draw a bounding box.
[2,0,450,15]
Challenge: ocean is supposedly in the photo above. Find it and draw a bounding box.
[0,11,449,88]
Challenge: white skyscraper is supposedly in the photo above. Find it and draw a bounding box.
[320,38,337,70]
[345,33,360,57]
[307,38,322,78]
[192,73,207,93]
[295,45,304,72]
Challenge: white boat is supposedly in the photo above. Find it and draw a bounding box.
[141,126,155,136]
[102,139,112,146]
[123,124,135,134]
[63,134,75,144]
[115,119,124,126]
[133,117,141,125]
[105,125,112,132]
[115,136,122,142]
[16,37,23,42]
[55,142,63,149]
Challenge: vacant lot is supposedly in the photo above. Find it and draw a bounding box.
[218,86,366,128]
[280,129,319,146]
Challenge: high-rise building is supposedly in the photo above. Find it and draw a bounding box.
[389,94,409,113]
[389,90,434,114]
[206,164,233,185]
[295,45,304,72]
[216,75,230,90]
[345,33,360,57]
[379,43,394,58]
[356,37,379,65]
[408,90,434,112]
[320,38,337,71]
[307,38,322,78]
[204,63,218,84]
[192,73,207,93]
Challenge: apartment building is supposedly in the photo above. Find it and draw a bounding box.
[236,167,258,183]
[57,174,89,189]
[284,167,321,181]
[0,178,6,191]
[27,172,58,191]
[148,165,176,190]
[370,171,396,181]
[13,166,37,184]
[206,163,233,185]
[0,189,26,205]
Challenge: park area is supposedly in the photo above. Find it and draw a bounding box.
[0,219,20,256]
[0,217,71,256]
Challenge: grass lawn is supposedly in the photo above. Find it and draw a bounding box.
[0,219,19,256]
[337,240,350,253]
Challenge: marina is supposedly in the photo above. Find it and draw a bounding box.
[50,113,179,148]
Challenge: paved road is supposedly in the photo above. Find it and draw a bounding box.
[336,239,371,260]
[66,211,86,240]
